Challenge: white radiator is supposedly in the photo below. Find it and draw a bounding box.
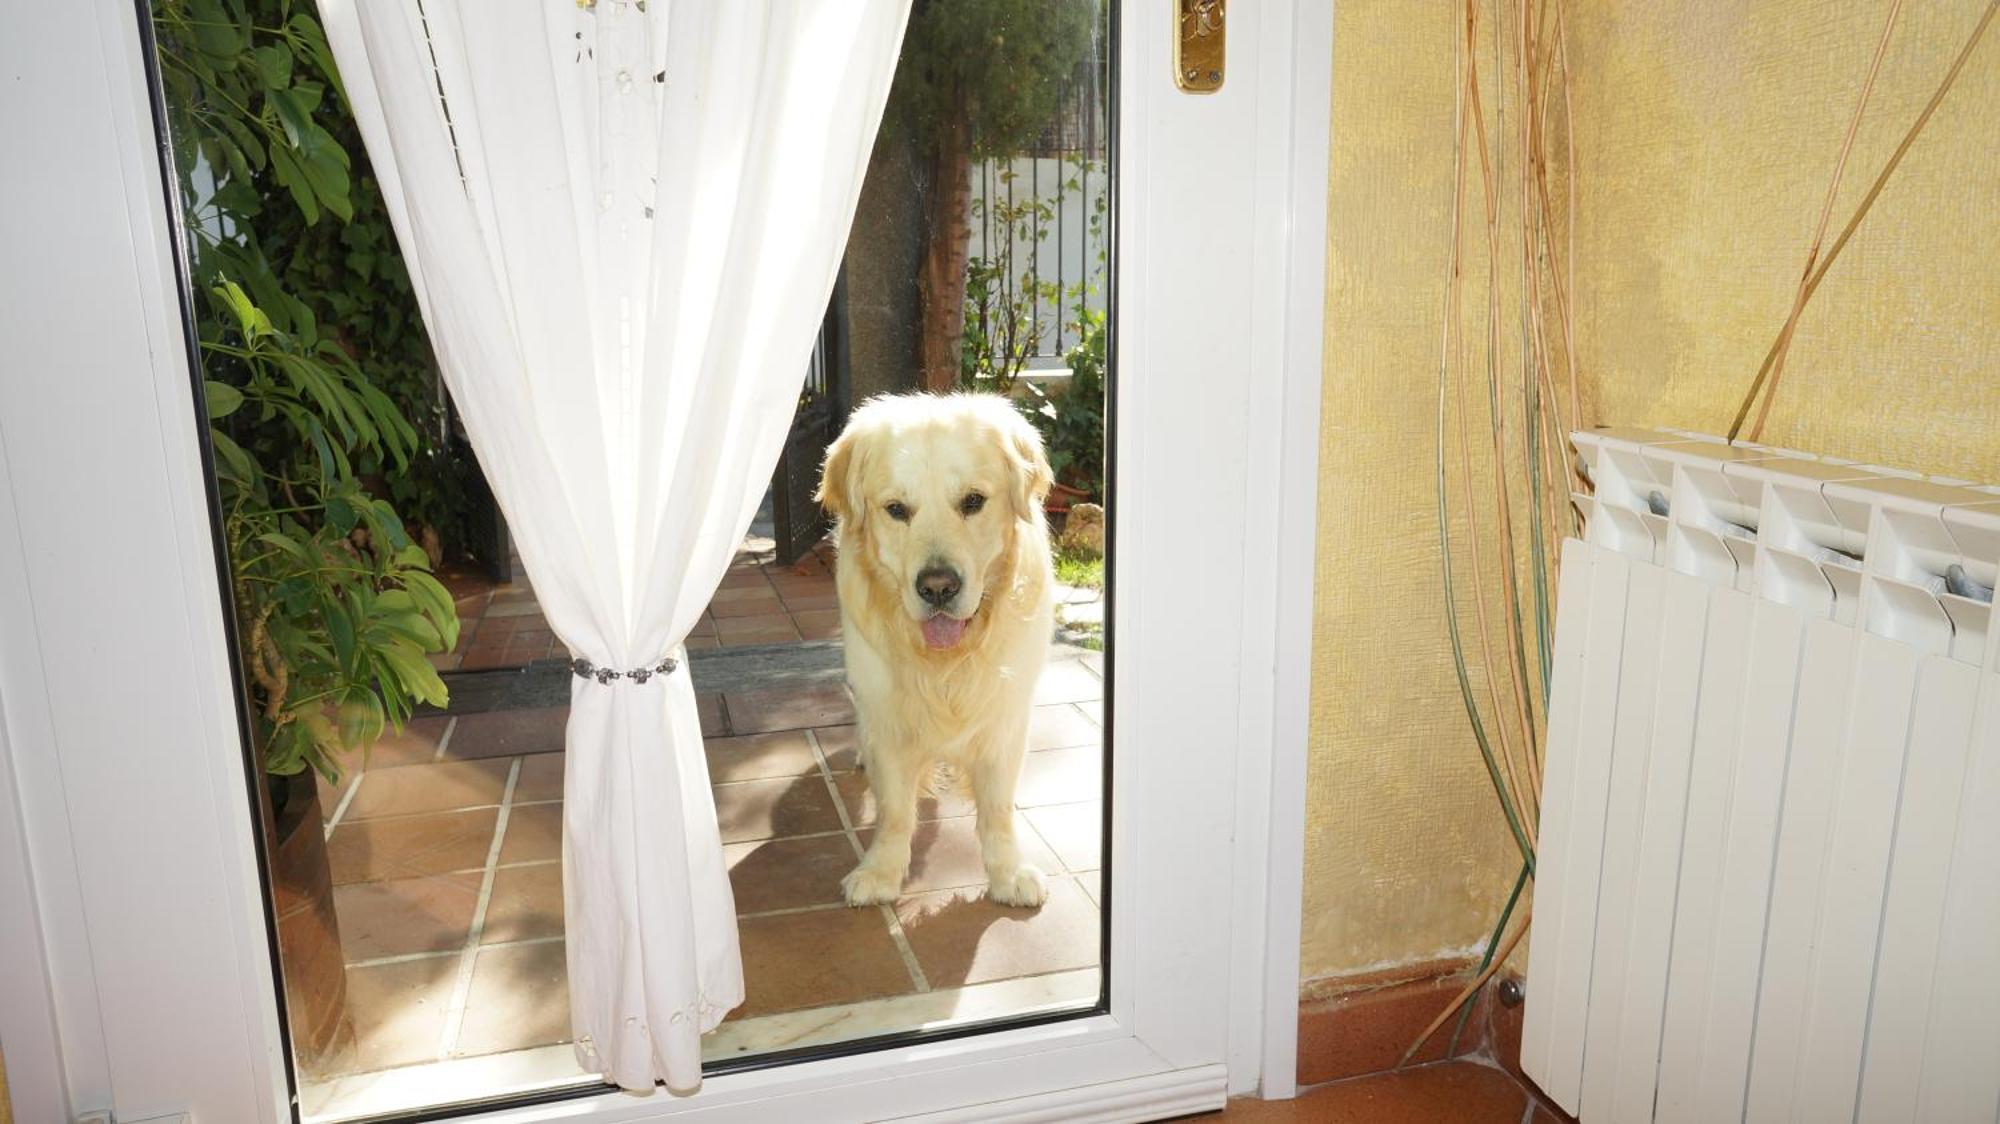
[1521,428,2000,1123]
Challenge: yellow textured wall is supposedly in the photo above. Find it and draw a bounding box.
[1568,1,2000,480]
[1304,0,2000,985]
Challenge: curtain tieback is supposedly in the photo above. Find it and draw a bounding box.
[570,654,681,685]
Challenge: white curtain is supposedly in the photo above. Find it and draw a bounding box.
[318,0,908,1091]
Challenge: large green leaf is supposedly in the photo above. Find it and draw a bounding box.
[203,380,244,419]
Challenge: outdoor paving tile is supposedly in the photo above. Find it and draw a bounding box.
[733,908,914,1018]
[723,834,858,914]
[814,724,860,771]
[333,871,483,960]
[717,627,802,649]
[513,752,564,802]
[857,815,1061,895]
[1077,870,1101,907]
[498,802,563,864]
[1023,801,1101,872]
[717,614,797,640]
[455,941,570,1057]
[445,706,569,759]
[705,730,820,784]
[457,647,519,671]
[343,759,512,820]
[481,862,564,944]
[342,955,458,1072]
[724,683,855,734]
[698,693,729,737]
[710,596,787,620]
[894,878,1098,987]
[1028,703,1100,750]
[1015,746,1102,808]
[792,609,842,641]
[1033,660,1103,705]
[712,778,843,844]
[833,769,976,826]
[355,716,452,769]
[328,808,498,885]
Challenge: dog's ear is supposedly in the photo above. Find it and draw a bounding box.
[1000,406,1055,520]
[816,426,863,524]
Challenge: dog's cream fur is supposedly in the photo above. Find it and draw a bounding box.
[815,393,1056,907]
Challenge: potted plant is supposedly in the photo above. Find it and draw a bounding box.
[155,0,460,1075]
[1021,306,1106,517]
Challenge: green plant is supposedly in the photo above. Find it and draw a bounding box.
[1018,305,1106,501]
[155,0,457,780]
[883,0,1098,390]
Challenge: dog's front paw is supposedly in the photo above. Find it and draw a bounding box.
[842,861,906,906]
[986,864,1048,908]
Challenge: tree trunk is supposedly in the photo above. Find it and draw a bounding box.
[917,102,973,393]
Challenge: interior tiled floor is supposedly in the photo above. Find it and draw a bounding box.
[311,542,1104,1095]
[1204,1060,1564,1123]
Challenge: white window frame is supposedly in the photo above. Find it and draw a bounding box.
[0,1,1331,1119]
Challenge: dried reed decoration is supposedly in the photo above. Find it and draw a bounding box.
[1417,0,2000,1063]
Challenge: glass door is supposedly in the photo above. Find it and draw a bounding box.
[0,1,1326,1120]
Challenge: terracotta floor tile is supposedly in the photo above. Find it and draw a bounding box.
[1028,703,1101,751]
[833,769,977,827]
[513,752,564,802]
[482,863,564,945]
[718,572,772,591]
[445,706,569,759]
[457,647,520,672]
[317,766,360,820]
[1023,802,1101,872]
[343,955,458,1071]
[858,815,1062,895]
[734,908,914,1018]
[333,871,483,960]
[705,730,820,784]
[712,778,843,844]
[344,759,512,820]
[718,626,802,648]
[1015,747,1103,808]
[710,596,786,619]
[686,635,722,651]
[895,878,1099,988]
[499,802,563,864]
[689,613,718,638]
[711,585,780,604]
[357,716,452,769]
[1033,660,1103,706]
[1214,1061,1528,1123]
[724,683,855,735]
[714,612,797,637]
[778,591,841,611]
[724,834,859,914]
[483,600,544,619]
[815,724,860,771]
[455,941,570,1057]
[793,609,843,641]
[328,808,498,885]
[698,693,730,737]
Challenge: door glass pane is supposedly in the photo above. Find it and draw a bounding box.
[145,0,1112,1117]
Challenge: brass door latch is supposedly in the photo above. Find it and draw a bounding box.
[1175,0,1225,93]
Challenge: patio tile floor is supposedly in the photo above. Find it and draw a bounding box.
[314,537,1105,1082]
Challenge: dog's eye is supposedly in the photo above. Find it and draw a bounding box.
[885,501,911,522]
[959,492,987,516]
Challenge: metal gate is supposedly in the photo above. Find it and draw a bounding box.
[769,274,851,566]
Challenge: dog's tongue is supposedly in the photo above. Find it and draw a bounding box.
[922,614,968,650]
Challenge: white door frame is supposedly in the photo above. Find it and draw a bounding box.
[0,1,1330,1119]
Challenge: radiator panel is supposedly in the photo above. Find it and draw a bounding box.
[1523,430,2000,1122]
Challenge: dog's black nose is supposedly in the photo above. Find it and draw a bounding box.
[915,566,962,608]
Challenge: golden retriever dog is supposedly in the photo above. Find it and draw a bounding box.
[815,393,1056,908]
